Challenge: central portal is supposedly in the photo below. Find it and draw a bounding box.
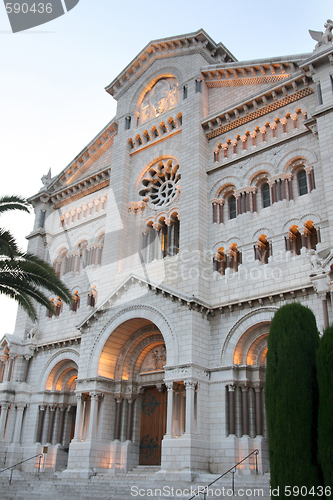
[139,386,167,465]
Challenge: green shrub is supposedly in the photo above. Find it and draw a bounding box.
[266,303,321,497]
[317,325,333,488]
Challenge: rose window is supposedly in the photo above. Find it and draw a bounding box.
[139,159,180,208]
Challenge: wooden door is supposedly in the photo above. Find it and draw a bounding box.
[139,386,167,465]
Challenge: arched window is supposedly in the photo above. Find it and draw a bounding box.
[142,216,180,263]
[228,243,242,272]
[88,286,97,307]
[297,170,308,196]
[303,221,320,250]
[286,225,302,255]
[229,196,236,220]
[53,249,68,277]
[95,234,104,265]
[213,247,226,275]
[262,183,271,208]
[71,291,80,312]
[78,241,88,269]
[254,235,271,264]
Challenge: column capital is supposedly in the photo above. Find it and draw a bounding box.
[0,402,10,410]
[15,403,27,411]
[184,380,196,389]
[228,384,236,392]
[90,391,103,401]
[165,381,174,391]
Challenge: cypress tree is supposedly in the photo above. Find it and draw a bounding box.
[317,325,333,488]
[266,303,321,498]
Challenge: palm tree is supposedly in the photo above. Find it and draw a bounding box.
[0,195,72,321]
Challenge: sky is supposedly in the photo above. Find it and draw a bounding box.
[0,0,331,335]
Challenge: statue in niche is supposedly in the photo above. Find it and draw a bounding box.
[139,78,178,124]
[309,20,333,48]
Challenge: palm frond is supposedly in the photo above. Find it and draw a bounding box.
[0,195,31,215]
[0,285,37,321]
[0,227,21,258]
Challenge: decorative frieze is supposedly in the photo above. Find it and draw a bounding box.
[204,86,313,140]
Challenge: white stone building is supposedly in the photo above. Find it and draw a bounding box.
[1,24,333,481]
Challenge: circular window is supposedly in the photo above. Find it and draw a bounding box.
[139,159,180,208]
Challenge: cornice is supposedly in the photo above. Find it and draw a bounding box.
[298,45,333,72]
[202,72,313,139]
[29,167,111,208]
[77,271,314,332]
[105,29,237,99]
[201,58,303,88]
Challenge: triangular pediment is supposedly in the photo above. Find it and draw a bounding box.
[77,273,212,331]
[105,29,237,100]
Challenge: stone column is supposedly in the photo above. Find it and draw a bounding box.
[12,403,26,444]
[166,220,172,256]
[23,356,32,382]
[153,223,162,260]
[87,392,101,440]
[165,382,174,437]
[114,398,122,440]
[7,356,15,382]
[241,385,249,436]
[228,385,236,435]
[0,403,10,441]
[184,381,196,435]
[57,406,66,445]
[126,398,134,441]
[47,406,56,444]
[73,395,83,440]
[254,386,262,436]
[36,406,46,443]
[319,292,329,329]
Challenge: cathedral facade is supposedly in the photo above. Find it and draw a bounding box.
[1,25,333,479]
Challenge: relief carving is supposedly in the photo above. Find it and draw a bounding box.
[141,345,166,373]
[139,78,178,125]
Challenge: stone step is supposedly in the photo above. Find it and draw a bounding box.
[0,471,271,500]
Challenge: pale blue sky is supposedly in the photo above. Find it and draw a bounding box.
[0,0,331,333]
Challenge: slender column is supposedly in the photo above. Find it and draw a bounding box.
[23,356,31,382]
[241,385,249,436]
[301,232,307,249]
[36,406,46,443]
[142,232,148,263]
[184,381,196,435]
[228,385,236,435]
[0,403,10,441]
[47,406,56,444]
[87,392,101,440]
[0,361,3,383]
[126,398,134,441]
[73,395,83,440]
[165,382,174,437]
[81,400,87,439]
[12,403,26,443]
[166,222,172,256]
[57,406,66,444]
[114,398,122,440]
[152,223,162,260]
[7,356,15,382]
[254,386,262,436]
[319,292,329,329]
